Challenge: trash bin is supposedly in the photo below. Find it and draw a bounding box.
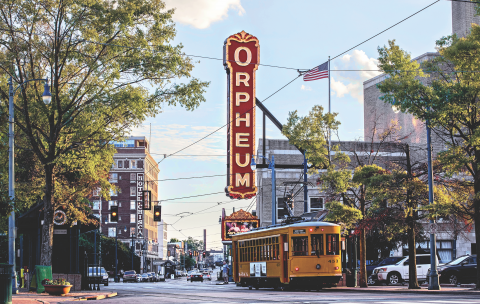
[0,264,13,304]
[346,269,357,287]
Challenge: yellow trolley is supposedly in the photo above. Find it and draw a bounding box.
[232,221,342,290]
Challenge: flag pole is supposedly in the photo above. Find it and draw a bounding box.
[328,56,331,161]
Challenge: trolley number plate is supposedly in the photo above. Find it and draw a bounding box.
[328,259,339,263]
[293,229,306,234]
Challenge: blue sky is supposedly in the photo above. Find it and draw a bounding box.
[130,0,452,249]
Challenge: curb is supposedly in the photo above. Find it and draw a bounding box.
[326,287,479,295]
[71,292,117,301]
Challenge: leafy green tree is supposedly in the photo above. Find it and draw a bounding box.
[376,28,480,288]
[0,0,208,266]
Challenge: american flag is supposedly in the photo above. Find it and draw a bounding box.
[303,61,329,81]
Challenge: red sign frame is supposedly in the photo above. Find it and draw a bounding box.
[224,31,259,199]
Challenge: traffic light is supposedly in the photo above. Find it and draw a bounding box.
[202,252,206,258]
[189,251,192,258]
[154,205,161,221]
[111,206,118,222]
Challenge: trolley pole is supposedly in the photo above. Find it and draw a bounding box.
[270,156,276,225]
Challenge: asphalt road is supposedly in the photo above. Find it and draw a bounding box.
[91,277,480,304]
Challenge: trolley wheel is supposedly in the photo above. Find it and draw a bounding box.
[249,286,252,290]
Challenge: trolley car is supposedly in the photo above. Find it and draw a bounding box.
[232,221,342,290]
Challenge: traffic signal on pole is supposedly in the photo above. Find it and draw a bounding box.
[154,205,161,222]
[189,251,192,258]
[202,252,206,258]
[111,206,118,222]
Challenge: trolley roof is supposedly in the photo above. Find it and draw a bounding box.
[233,221,339,238]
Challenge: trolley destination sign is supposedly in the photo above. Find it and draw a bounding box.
[224,30,259,199]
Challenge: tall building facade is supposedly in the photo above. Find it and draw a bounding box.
[91,136,161,272]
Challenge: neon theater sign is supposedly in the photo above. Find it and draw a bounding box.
[224,31,259,199]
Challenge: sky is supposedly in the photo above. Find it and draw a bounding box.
[130,0,453,250]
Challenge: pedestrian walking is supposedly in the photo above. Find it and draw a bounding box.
[223,261,229,284]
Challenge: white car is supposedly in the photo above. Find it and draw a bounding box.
[372,254,439,285]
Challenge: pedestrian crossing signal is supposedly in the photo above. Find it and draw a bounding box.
[154,205,161,222]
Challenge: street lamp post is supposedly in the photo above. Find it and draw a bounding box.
[114,226,127,283]
[131,232,135,271]
[426,117,440,290]
[250,155,276,225]
[8,77,51,293]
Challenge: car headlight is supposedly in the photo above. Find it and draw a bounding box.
[377,268,387,273]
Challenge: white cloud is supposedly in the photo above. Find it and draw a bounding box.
[164,0,245,29]
[331,50,382,103]
[300,85,312,91]
[130,123,227,162]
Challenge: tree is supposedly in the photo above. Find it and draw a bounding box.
[376,28,480,288]
[0,0,208,266]
[170,238,180,243]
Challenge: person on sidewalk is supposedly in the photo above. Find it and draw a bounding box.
[223,261,229,284]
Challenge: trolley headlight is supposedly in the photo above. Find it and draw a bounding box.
[316,264,321,270]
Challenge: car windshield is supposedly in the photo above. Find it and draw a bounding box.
[379,257,401,266]
[88,268,107,275]
[396,257,408,265]
[125,271,135,275]
[446,256,470,266]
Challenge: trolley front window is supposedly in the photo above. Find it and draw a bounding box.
[326,234,339,255]
[292,237,308,256]
[311,234,324,256]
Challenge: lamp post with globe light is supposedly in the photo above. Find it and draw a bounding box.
[8,77,51,293]
[250,155,276,225]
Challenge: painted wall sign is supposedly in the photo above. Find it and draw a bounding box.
[136,173,144,237]
[224,30,259,199]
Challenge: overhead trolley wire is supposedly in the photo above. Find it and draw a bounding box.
[330,0,441,61]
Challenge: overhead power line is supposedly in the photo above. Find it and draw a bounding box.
[331,0,440,60]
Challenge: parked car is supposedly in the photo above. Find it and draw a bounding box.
[202,272,212,281]
[123,270,137,283]
[435,255,477,285]
[372,254,439,285]
[140,274,149,282]
[87,267,109,286]
[366,257,404,285]
[190,272,203,282]
[135,274,142,282]
[367,257,404,277]
[147,272,157,282]
[186,271,195,281]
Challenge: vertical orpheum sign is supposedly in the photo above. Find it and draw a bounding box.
[224,31,259,199]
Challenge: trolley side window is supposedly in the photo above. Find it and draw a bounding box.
[292,236,308,256]
[311,234,324,256]
[326,234,339,255]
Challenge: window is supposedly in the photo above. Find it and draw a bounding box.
[108,200,117,210]
[118,160,123,168]
[109,188,119,196]
[437,240,454,263]
[292,237,308,256]
[92,200,101,210]
[109,173,118,183]
[130,187,136,196]
[137,160,143,169]
[93,214,100,219]
[131,160,137,169]
[130,227,136,237]
[108,227,116,237]
[130,214,136,223]
[416,256,430,265]
[326,234,339,255]
[111,140,135,148]
[310,197,324,212]
[277,198,289,221]
[92,188,101,197]
[130,173,136,183]
[311,234,324,256]
[130,200,136,210]
[238,237,279,262]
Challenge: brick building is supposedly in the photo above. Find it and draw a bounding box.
[91,136,161,273]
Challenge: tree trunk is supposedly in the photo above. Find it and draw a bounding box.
[407,215,420,289]
[406,144,420,289]
[40,164,55,266]
[359,186,367,287]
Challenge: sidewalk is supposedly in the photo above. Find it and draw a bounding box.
[317,284,480,295]
[12,288,117,304]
